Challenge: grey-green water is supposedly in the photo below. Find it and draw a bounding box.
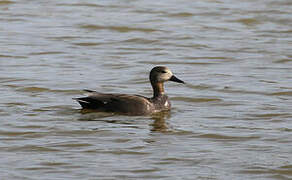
[0,0,292,179]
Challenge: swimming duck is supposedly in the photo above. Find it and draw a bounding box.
[74,66,184,115]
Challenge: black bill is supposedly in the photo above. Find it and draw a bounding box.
[169,75,184,84]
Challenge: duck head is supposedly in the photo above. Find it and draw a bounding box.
[149,66,184,84]
[149,66,184,97]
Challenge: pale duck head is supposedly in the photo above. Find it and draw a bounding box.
[149,66,184,84]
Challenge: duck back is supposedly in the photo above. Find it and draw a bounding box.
[75,92,155,115]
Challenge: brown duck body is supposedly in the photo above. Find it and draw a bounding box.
[74,66,184,116]
[75,91,171,115]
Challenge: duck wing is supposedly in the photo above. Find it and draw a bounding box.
[74,90,153,115]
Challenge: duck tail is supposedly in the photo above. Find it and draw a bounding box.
[73,97,92,109]
[73,96,105,109]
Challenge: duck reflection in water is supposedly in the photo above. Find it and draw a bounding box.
[150,111,171,132]
[78,109,171,132]
[74,66,184,116]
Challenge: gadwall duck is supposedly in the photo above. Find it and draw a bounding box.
[74,66,184,115]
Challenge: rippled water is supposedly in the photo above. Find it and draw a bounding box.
[1,0,292,179]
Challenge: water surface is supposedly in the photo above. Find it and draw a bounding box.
[0,0,292,179]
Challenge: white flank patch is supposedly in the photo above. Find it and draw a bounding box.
[164,101,168,107]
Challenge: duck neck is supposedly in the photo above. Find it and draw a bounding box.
[151,82,165,98]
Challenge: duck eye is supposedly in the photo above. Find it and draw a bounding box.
[161,70,167,73]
